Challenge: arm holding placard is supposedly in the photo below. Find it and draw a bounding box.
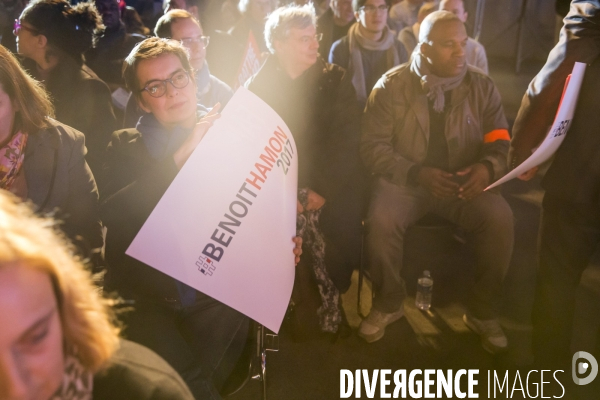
[510,0,600,177]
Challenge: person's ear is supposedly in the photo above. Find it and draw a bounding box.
[462,11,468,23]
[36,34,47,49]
[419,42,431,57]
[354,11,360,21]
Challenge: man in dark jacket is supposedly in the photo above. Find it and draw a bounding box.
[510,0,600,370]
[247,3,365,330]
[360,11,513,350]
[317,0,355,59]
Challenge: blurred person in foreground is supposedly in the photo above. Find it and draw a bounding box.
[0,190,195,399]
[0,44,102,267]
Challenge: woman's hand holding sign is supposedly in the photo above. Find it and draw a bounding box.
[174,103,221,169]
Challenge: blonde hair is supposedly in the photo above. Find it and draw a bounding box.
[0,45,54,134]
[0,191,119,372]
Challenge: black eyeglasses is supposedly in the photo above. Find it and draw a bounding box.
[140,70,190,98]
[13,19,39,36]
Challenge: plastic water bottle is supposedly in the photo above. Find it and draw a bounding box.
[416,270,433,310]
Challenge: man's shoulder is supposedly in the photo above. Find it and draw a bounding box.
[399,26,415,39]
[466,65,495,87]
[330,36,350,55]
[382,63,413,83]
[368,63,414,95]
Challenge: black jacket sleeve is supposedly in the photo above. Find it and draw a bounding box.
[510,0,600,167]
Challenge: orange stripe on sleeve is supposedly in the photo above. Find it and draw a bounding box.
[484,129,510,143]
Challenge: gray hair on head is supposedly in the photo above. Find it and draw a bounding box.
[264,3,317,54]
[418,10,462,43]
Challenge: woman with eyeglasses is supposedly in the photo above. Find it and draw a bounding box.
[101,37,301,399]
[0,44,103,270]
[123,9,233,129]
[14,0,118,176]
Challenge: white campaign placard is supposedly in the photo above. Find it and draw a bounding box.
[486,62,587,190]
[126,87,297,332]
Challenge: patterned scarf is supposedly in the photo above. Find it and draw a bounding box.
[410,51,467,112]
[348,22,400,105]
[50,352,93,400]
[0,131,28,190]
[296,188,342,333]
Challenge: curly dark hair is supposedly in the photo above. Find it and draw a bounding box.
[21,0,105,64]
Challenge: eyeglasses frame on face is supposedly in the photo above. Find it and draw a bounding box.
[179,36,210,49]
[359,4,389,14]
[13,19,40,36]
[139,70,191,98]
[294,33,324,45]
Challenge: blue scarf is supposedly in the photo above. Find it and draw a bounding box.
[137,113,194,160]
[136,111,203,307]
